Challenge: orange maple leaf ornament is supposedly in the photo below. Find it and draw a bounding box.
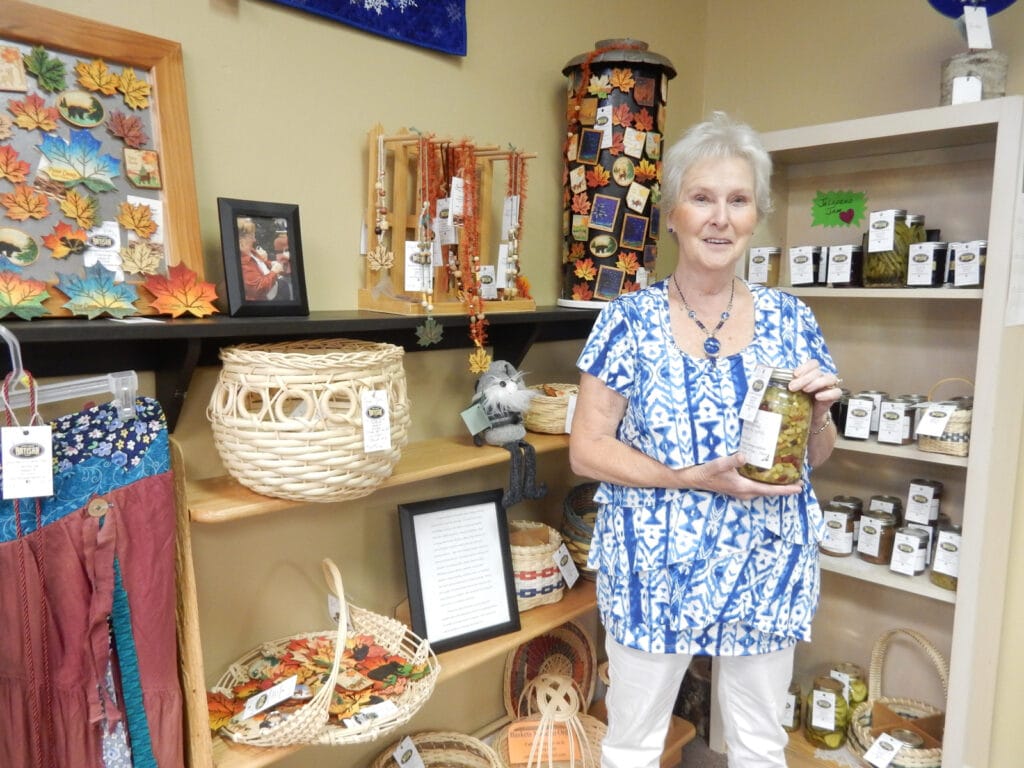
[116,201,158,239]
[42,221,88,259]
[144,263,219,318]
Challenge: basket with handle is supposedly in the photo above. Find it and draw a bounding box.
[210,558,439,748]
[370,731,504,768]
[207,339,411,502]
[917,377,972,458]
[846,628,948,768]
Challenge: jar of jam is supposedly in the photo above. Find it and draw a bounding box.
[930,520,962,591]
[788,245,823,286]
[830,662,868,706]
[869,494,903,524]
[905,478,943,526]
[826,244,864,287]
[805,675,849,749]
[906,241,947,287]
[854,390,888,433]
[896,393,927,434]
[857,510,897,565]
[888,728,926,749]
[891,526,929,576]
[748,246,781,287]
[864,209,909,287]
[738,369,812,485]
[949,239,986,287]
[832,494,864,543]
[781,680,802,732]
[820,502,856,557]
[877,396,915,445]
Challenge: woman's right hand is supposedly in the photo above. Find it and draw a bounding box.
[682,453,802,500]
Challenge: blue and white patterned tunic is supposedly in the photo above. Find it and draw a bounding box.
[577,279,836,656]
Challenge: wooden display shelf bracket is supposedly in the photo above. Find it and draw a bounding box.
[359,124,537,316]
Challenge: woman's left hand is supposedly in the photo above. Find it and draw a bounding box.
[790,360,842,408]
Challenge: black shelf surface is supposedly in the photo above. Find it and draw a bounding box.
[3,306,599,430]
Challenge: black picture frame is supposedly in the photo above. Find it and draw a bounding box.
[398,488,520,653]
[217,197,309,317]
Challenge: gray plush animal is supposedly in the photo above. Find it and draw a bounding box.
[471,360,547,507]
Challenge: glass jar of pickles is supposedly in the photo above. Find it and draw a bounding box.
[738,369,812,485]
[864,209,910,287]
[781,680,802,732]
[830,662,868,706]
[805,675,849,749]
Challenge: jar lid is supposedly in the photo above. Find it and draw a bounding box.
[873,209,908,216]
[811,676,845,694]
[906,214,925,225]
[768,367,794,382]
[563,39,677,77]
[862,509,897,527]
[887,728,925,748]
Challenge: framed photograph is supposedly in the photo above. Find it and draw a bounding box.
[620,213,649,251]
[217,197,308,317]
[398,488,520,654]
[594,265,625,300]
[0,1,203,319]
[589,194,620,232]
[577,129,603,165]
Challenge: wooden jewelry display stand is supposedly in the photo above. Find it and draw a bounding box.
[358,124,537,316]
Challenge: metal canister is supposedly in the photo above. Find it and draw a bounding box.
[891,526,929,575]
[857,510,897,565]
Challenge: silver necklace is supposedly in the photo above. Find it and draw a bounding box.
[672,274,735,358]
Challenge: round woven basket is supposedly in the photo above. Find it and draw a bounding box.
[847,628,948,768]
[917,378,972,458]
[370,731,503,768]
[509,520,565,611]
[207,339,410,502]
[560,483,598,580]
[524,383,578,434]
[503,620,597,720]
[212,559,439,748]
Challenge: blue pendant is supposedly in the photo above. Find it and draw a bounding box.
[703,336,721,356]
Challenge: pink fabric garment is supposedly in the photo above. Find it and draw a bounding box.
[0,472,183,768]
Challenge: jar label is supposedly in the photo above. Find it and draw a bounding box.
[821,511,853,554]
[890,532,926,575]
[789,246,816,285]
[907,242,938,286]
[739,409,782,469]
[747,247,774,284]
[781,693,797,728]
[953,240,984,287]
[843,398,873,439]
[905,483,935,525]
[811,689,837,731]
[868,210,897,253]
[858,525,881,557]
[827,245,853,283]
[933,531,961,577]
[876,402,908,444]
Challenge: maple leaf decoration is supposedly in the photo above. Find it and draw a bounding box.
[39,130,120,193]
[616,251,640,275]
[8,92,59,132]
[607,133,625,157]
[1,184,50,221]
[610,68,636,93]
[120,240,163,275]
[0,270,50,321]
[106,110,150,149]
[42,221,88,259]
[207,691,241,732]
[75,58,119,95]
[0,145,30,184]
[117,67,151,110]
[117,201,158,239]
[571,192,591,215]
[468,347,492,375]
[23,45,67,93]
[587,74,611,98]
[572,282,594,302]
[634,108,654,132]
[635,160,658,183]
[612,103,633,128]
[59,190,99,230]
[144,263,219,318]
[586,165,610,189]
[58,263,139,319]
[415,316,443,347]
[574,258,596,281]
[569,242,585,260]
[366,242,394,271]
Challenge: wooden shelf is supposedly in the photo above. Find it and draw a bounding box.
[785,728,861,767]
[833,436,969,468]
[189,433,570,523]
[785,287,982,300]
[820,553,956,604]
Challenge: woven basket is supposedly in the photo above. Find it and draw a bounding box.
[917,378,972,458]
[370,731,503,768]
[509,520,565,611]
[207,339,411,502]
[212,558,439,748]
[524,383,578,434]
[493,675,606,768]
[847,628,948,768]
[503,620,597,720]
[560,483,598,581]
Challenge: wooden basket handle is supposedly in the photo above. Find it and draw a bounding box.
[927,377,974,402]
[867,628,949,703]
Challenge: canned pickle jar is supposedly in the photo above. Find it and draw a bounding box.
[857,509,897,564]
[738,369,812,485]
[864,209,910,287]
[804,675,849,750]
[830,662,868,706]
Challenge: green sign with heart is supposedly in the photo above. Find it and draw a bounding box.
[811,190,867,228]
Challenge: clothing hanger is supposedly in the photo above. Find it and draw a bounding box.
[0,325,138,420]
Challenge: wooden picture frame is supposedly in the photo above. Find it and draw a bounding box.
[217,197,308,317]
[0,1,203,317]
[398,488,520,654]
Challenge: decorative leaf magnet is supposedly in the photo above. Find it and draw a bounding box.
[635,159,658,183]
[415,316,443,347]
[116,200,158,239]
[38,129,121,193]
[106,110,149,149]
[468,347,492,375]
[572,282,594,302]
[609,67,635,92]
[0,269,50,320]
[8,92,59,132]
[633,108,654,132]
[143,263,218,318]
[23,45,67,94]
[120,240,163,275]
[587,74,611,98]
[42,221,88,259]
[59,189,99,230]
[616,251,640,275]
[585,165,610,189]
[58,263,139,319]
[1,184,50,221]
[612,103,633,128]
[75,58,119,95]
[116,67,150,110]
[573,258,596,281]
[0,145,30,184]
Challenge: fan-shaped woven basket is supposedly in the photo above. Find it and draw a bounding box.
[917,378,972,458]
[370,731,503,768]
[504,620,597,720]
[509,520,565,611]
[212,559,439,748]
[847,628,948,768]
[208,339,410,502]
[524,383,578,434]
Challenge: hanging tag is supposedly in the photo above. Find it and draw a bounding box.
[596,105,614,148]
[810,689,837,731]
[342,699,399,729]
[829,669,852,704]
[827,244,853,284]
[392,737,426,768]
[864,732,907,768]
[563,393,577,433]
[360,219,368,255]
[478,265,498,300]
[951,75,983,104]
[496,244,509,289]
[868,209,897,253]
[1,425,54,499]
[953,240,983,286]
[449,177,465,223]
[238,675,297,721]
[404,241,428,292]
[501,195,520,240]
[361,389,392,453]
[739,364,773,421]
[460,403,492,436]
[781,691,797,729]
[789,246,816,285]
[963,5,993,49]
[914,403,955,438]
[747,247,772,284]
[435,198,457,245]
[553,543,580,589]
[905,482,936,525]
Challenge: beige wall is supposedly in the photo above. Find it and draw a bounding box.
[20,1,1024,765]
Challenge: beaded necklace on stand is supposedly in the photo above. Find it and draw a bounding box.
[504,149,528,300]
[368,132,396,278]
[413,134,443,346]
[453,141,490,373]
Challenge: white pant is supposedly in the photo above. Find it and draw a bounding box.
[601,635,794,768]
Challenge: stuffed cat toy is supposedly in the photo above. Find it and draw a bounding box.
[470,360,547,507]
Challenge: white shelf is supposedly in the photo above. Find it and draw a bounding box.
[819,553,956,604]
[784,287,983,300]
[832,436,969,468]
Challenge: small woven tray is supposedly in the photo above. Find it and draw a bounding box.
[917,377,972,458]
[847,628,948,768]
[524,383,578,434]
[370,731,503,768]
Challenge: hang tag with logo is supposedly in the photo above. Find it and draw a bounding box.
[496,244,509,289]
[361,389,392,453]
[1,425,54,499]
[914,403,956,438]
[553,543,580,589]
[843,397,874,440]
[864,732,907,767]
[739,365,773,421]
[392,737,426,768]
[449,177,465,223]
[239,675,297,721]
[478,265,498,300]
[342,699,398,729]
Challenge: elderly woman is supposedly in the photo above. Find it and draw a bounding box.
[570,112,842,768]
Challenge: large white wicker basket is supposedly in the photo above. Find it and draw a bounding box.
[208,339,410,502]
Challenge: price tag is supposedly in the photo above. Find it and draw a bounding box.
[739,364,773,420]
[239,675,297,721]
[553,543,580,589]
[1,425,54,499]
[478,265,498,300]
[951,75,983,104]
[460,402,492,437]
[963,5,993,50]
[392,736,426,768]
[864,732,908,767]
[361,389,392,453]
[449,177,465,222]
[915,403,956,438]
